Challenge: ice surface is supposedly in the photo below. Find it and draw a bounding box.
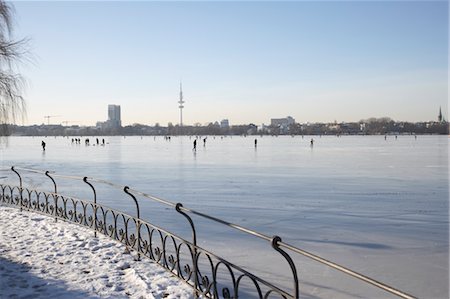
[0,135,448,298]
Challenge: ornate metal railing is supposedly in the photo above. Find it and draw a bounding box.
[0,166,416,299]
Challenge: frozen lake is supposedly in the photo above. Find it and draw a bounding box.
[0,135,448,298]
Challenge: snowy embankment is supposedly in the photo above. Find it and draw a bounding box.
[0,206,192,299]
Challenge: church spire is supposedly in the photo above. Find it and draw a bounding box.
[438,106,443,123]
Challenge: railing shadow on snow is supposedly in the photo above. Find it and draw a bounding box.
[0,166,416,299]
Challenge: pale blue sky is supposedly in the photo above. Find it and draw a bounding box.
[12,1,448,126]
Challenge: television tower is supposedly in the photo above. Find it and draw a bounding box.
[178,82,185,126]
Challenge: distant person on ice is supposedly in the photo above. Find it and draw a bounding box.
[193,139,197,151]
[41,140,46,151]
[254,138,257,148]
[203,137,207,146]
[310,138,314,147]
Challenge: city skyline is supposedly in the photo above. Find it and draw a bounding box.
[11,1,448,126]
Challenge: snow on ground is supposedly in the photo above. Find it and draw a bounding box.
[0,206,193,299]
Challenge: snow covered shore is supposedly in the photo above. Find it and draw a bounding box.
[0,206,192,299]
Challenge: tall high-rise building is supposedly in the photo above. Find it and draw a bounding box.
[220,119,229,128]
[108,104,121,128]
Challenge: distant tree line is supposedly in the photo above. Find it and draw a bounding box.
[7,119,449,136]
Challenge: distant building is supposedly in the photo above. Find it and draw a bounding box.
[107,105,121,128]
[220,119,229,128]
[270,116,295,134]
[270,116,295,127]
[258,123,268,133]
[96,121,107,130]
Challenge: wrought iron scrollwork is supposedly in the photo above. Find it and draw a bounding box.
[0,168,301,299]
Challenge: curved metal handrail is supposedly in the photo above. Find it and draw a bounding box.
[6,166,417,299]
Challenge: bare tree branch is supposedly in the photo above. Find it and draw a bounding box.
[0,1,28,136]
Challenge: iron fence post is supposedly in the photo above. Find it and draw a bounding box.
[124,186,141,260]
[83,177,97,237]
[45,171,58,222]
[271,236,299,299]
[11,166,23,211]
[176,203,199,298]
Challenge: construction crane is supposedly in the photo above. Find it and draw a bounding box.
[44,115,61,125]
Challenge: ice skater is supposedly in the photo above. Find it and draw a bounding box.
[41,140,46,151]
[193,139,197,152]
[254,138,257,148]
[310,138,314,147]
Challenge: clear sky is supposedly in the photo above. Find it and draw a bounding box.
[11,1,449,126]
